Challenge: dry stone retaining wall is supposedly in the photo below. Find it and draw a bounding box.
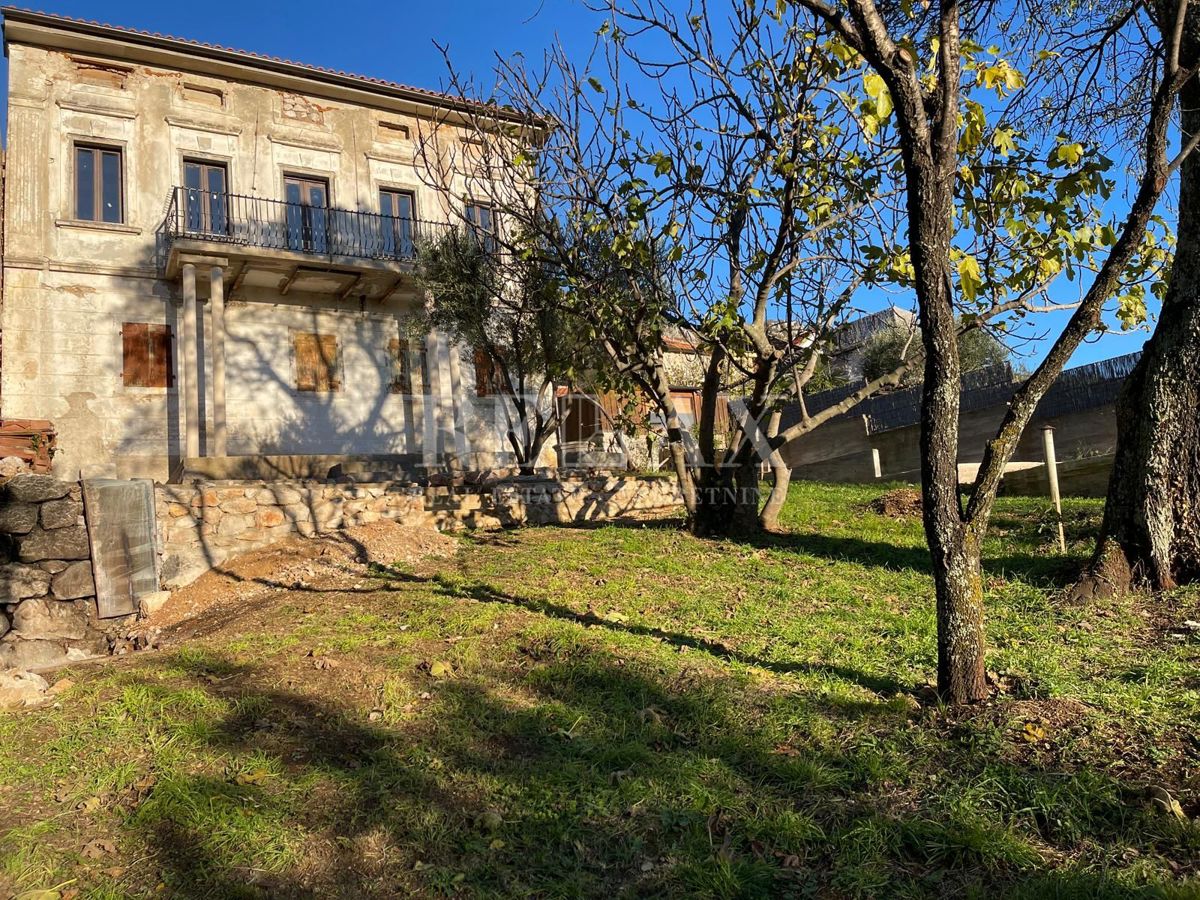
[154,480,517,588]
[494,476,684,525]
[0,475,129,670]
[1,472,683,669]
[157,475,684,587]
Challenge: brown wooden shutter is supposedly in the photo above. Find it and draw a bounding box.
[598,391,621,426]
[320,334,340,391]
[714,394,731,436]
[294,332,319,391]
[122,323,173,388]
[122,323,148,387]
[388,337,412,394]
[474,348,491,396]
[295,332,338,392]
[148,325,173,388]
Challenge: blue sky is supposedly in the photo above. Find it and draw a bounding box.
[0,0,600,128]
[0,1,1162,369]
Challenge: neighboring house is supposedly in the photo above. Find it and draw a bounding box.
[825,305,916,382]
[0,9,523,482]
[556,326,736,470]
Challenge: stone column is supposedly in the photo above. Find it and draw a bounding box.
[424,331,444,467]
[181,263,200,460]
[446,341,471,463]
[209,265,227,457]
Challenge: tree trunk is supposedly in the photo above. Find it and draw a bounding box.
[900,63,990,703]
[932,529,988,701]
[692,460,759,537]
[760,407,791,531]
[1072,80,1200,600]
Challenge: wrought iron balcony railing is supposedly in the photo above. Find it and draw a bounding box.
[160,187,453,263]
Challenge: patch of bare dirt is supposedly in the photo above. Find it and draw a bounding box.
[999,697,1092,731]
[140,524,458,640]
[869,488,923,519]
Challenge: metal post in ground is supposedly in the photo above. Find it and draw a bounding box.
[1041,425,1067,553]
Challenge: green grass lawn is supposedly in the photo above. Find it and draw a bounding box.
[2,482,1198,899]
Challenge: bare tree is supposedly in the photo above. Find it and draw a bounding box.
[414,2,919,534]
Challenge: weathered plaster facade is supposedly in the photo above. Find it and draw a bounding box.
[0,10,517,481]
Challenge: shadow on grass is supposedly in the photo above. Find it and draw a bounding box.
[124,647,1189,899]
[729,526,1088,589]
[420,572,908,697]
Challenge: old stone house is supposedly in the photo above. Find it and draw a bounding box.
[0,9,531,483]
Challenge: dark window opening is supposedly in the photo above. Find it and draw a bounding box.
[75,144,123,224]
[284,175,329,253]
[465,202,496,252]
[380,189,416,259]
[473,347,505,397]
[183,160,229,235]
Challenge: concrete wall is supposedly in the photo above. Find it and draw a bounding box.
[0,33,514,481]
[998,454,1115,498]
[784,399,1119,494]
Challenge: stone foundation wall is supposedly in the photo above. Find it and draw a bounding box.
[494,476,684,525]
[157,475,684,588]
[0,475,129,670]
[155,480,508,589]
[1,472,684,670]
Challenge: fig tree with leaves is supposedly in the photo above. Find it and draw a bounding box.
[788,0,1188,702]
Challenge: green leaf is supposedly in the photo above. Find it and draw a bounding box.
[863,72,893,119]
[1055,142,1084,166]
[991,127,1016,157]
[957,254,982,302]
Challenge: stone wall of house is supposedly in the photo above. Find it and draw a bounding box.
[0,475,127,669]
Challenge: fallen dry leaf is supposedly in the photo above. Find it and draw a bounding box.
[233,769,273,786]
[1021,722,1046,743]
[81,838,116,859]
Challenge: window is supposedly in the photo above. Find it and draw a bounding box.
[560,395,603,444]
[183,160,228,235]
[465,202,496,251]
[670,390,700,429]
[75,144,123,224]
[388,337,428,394]
[284,175,329,253]
[121,323,173,388]
[294,332,341,392]
[72,59,129,90]
[380,189,416,258]
[473,347,504,397]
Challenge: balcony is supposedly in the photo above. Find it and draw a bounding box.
[158,187,452,301]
